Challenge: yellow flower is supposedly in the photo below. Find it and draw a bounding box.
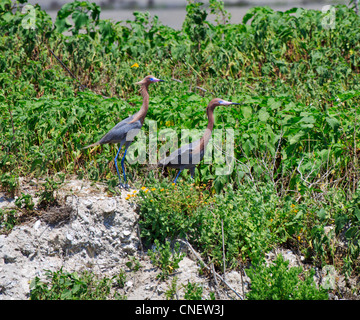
[133,190,137,194]
[145,189,149,193]
[150,199,153,202]
[131,62,139,68]
[172,183,175,186]
[297,236,301,241]
[141,186,146,190]
[160,188,164,192]
[291,204,296,208]
[125,196,130,200]
[151,188,156,191]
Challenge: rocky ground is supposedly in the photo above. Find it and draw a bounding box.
[0,178,358,300]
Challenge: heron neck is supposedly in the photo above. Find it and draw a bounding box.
[137,84,150,124]
[200,107,215,149]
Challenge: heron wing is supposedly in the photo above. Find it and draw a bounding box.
[158,139,203,168]
[97,115,143,145]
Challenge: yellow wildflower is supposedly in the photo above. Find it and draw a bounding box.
[160,188,164,192]
[133,190,137,194]
[145,189,149,193]
[291,204,296,208]
[172,183,175,186]
[131,62,139,68]
[151,188,156,191]
[141,186,146,190]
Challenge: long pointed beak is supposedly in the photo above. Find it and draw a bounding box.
[152,78,165,82]
[221,100,241,105]
[231,102,241,105]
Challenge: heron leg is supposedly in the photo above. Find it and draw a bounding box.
[173,169,182,184]
[114,145,123,185]
[189,167,195,179]
[121,148,129,189]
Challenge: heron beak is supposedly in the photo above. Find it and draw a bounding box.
[153,78,165,82]
[220,100,240,105]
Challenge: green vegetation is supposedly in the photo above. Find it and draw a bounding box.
[147,239,185,280]
[246,254,329,300]
[1,0,360,299]
[29,268,127,300]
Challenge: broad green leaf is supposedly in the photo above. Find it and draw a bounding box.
[288,132,304,145]
[258,108,270,122]
[72,11,89,31]
[326,117,340,131]
[242,106,252,119]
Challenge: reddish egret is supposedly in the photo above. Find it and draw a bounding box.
[84,75,164,188]
[158,98,240,183]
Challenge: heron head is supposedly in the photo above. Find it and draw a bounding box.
[210,98,241,107]
[136,75,165,85]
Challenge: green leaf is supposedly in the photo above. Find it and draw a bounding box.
[258,108,270,122]
[72,11,89,31]
[288,132,304,145]
[326,117,340,131]
[267,98,282,110]
[54,17,72,33]
[354,207,360,222]
[242,106,252,119]
[317,208,327,221]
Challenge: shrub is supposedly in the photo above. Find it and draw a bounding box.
[246,254,329,300]
[29,268,126,300]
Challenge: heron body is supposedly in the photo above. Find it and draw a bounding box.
[158,98,240,183]
[84,75,164,188]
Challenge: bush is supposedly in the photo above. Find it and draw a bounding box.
[29,268,126,300]
[246,254,329,300]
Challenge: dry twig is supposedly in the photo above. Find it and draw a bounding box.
[177,238,243,300]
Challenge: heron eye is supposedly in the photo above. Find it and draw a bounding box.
[149,78,155,81]
[219,100,224,104]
